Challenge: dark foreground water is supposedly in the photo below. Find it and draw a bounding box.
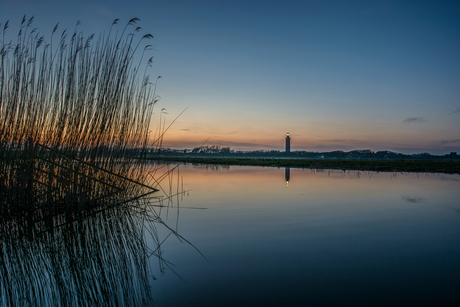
[151,165,460,307]
[2,164,459,306]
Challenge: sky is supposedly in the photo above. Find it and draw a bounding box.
[1,0,459,154]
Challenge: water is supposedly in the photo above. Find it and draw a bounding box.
[1,164,459,306]
[151,165,460,306]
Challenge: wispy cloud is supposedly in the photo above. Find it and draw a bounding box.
[212,140,277,149]
[401,195,425,203]
[446,206,460,215]
[323,139,361,143]
[440,139,460,145]
[448,107,460,115]
[402,117,426,124]
[93,5,114,16]
[180,128,190,131]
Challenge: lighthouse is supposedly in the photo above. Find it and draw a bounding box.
[285,132,291,153]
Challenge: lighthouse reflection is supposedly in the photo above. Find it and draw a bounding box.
[285,167,290,186]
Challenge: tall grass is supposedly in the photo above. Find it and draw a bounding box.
[0,17,202,306]
[0,187,185,306]
[0,157,193,306]
[0,16,160,214]
[0,161,191,306]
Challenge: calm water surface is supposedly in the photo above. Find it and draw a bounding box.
[151,165,460,306]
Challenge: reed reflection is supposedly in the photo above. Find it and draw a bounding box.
[0,163,188,307]
[1,202,156,306]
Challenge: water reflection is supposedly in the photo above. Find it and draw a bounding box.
[446,205,460,215]
[0,163,187,307]
[401,195,426,203]
[284,167,290,186]
[1,200,161,306]
[192,164,230,171]
[154,165,460,306]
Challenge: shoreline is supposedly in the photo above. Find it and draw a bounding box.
[146,157,460,175]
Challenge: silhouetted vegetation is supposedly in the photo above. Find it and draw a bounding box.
[0,16,160,216]
[151,146,459,160]
[0,16,193,306]
[0,163,189,306]
[147,146,460,173]
[151,157,460,174]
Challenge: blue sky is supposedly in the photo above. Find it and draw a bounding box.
[1,0,459,154]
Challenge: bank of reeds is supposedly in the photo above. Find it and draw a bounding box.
[0,189,181,306]
[0,157,193,306]
[0,16,159,215]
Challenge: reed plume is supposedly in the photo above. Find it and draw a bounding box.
[0,16,160,215]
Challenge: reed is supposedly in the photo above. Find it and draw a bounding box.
[0,16,160,215]
[0,190,172,306]
[0,157,193,306]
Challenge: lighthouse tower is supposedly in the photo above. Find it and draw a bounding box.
[285,133,291,153]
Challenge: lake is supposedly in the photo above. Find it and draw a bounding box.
[150,164,460,306]
[1,163,459,306]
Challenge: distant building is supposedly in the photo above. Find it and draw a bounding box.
[285,133,290,153]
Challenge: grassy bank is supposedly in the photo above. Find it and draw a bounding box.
[149,157,460,174]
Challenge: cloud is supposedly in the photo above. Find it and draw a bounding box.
[402,117,426,124]
[180,129,190,131]
[401,195,425,203]
[446,206,460,215]
[323,139,361,143]
[440,139,460,145]
[211,140,277,149]
[448,107,460,115]
[93,5,114,16]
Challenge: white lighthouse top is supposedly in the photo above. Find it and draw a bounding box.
[286,132,290,137]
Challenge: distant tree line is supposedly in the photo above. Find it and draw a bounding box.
[149,146,459,160]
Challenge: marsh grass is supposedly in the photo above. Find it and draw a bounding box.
[0,159,192,306]
[0,16,203,306]
[0,16,160,215]
[0,189,178,306]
